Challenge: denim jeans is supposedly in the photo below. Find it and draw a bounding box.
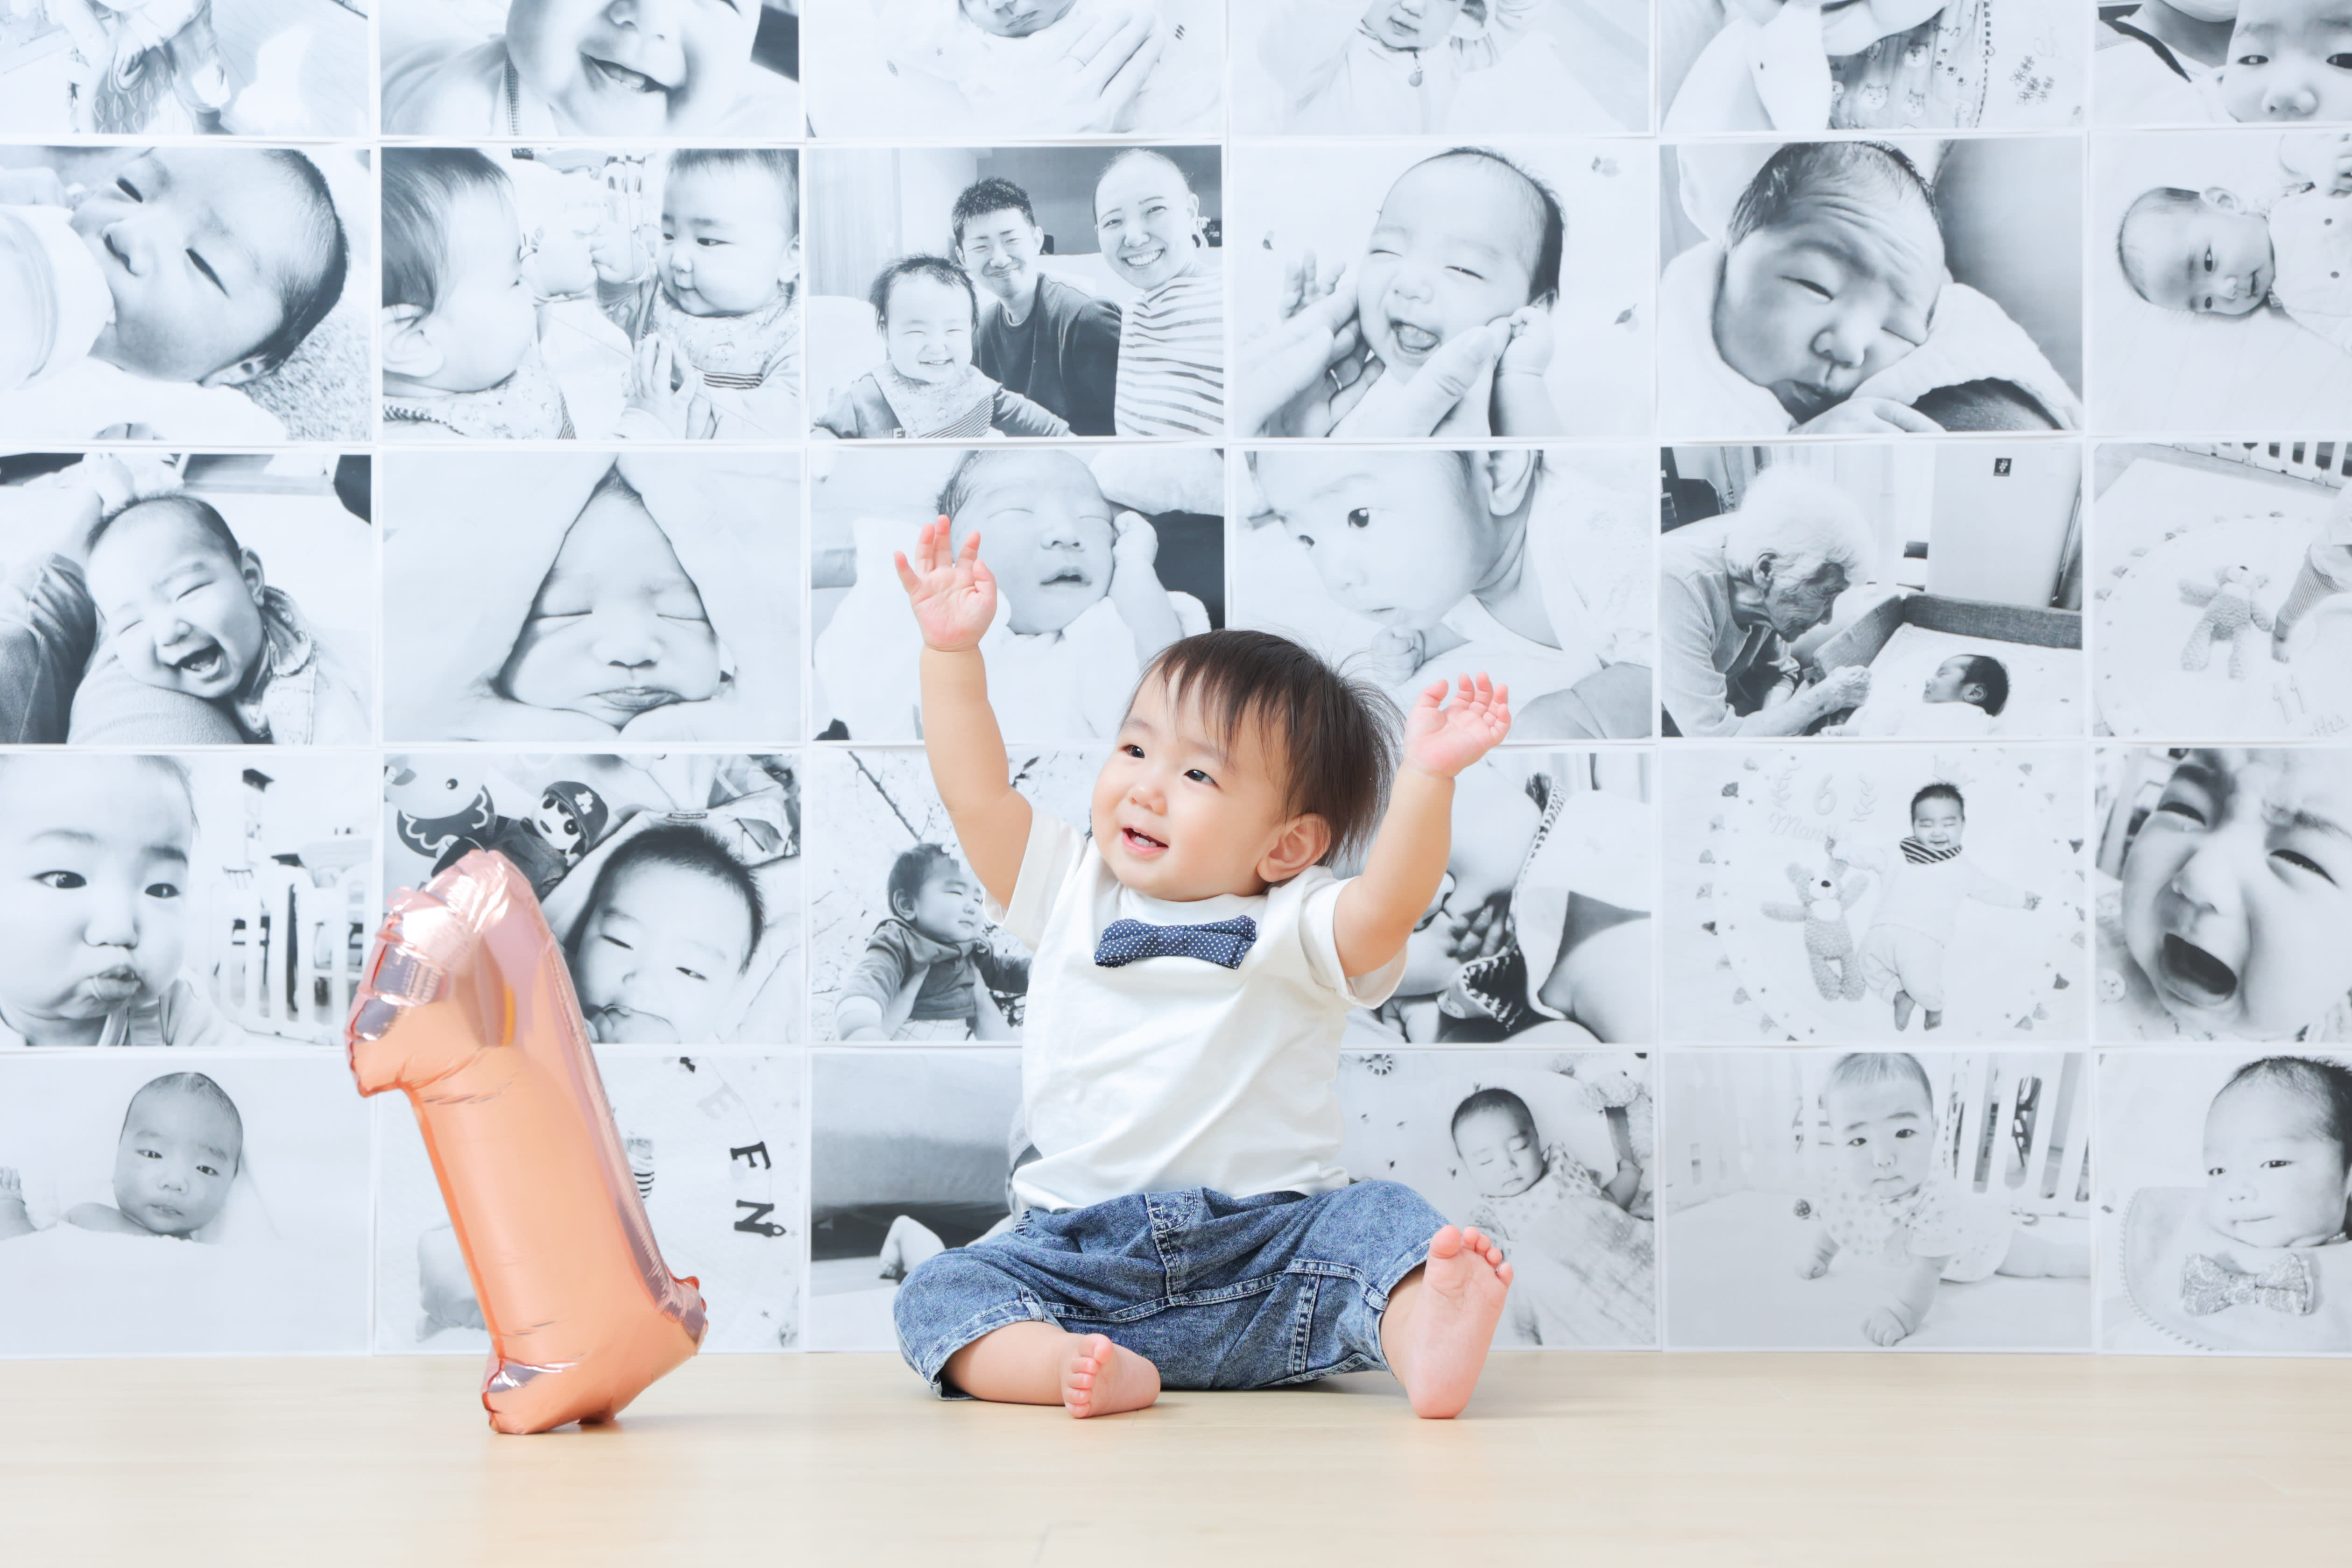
[892,1181,1446,1397]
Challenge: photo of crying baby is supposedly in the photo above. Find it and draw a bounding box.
[0,0,370,134]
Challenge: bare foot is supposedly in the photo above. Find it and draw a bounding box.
[1382,1226,1513,1419]
[1061,1333,1160,1419]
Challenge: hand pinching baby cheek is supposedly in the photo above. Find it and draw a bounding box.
[1358,155,1545,375]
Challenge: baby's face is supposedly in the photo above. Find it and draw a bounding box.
[1094,672,1299,901]
[501,484,723,728]
[882,272,975,383]
[2130,199,2274,315]
[2202,1076,2352,1248]
[1910,797,1964,851]
[1454,1106,1545,1200]
[84,502,268,704]
[2122,751,2352,1038]
[505,0,760,135]
[415,184,540,392]
[1358,158,1540,380]
[1095,158,1201,294]
[1716,194,1944,424]
[1922,657,1974,705]
[1252,450,1499,633]
[1826,1077,1934,1200]
[957,206,1044,306]
[954,451,1115,635]
[960,0,1077,36]
[659,163,798,318]
[0,760,190,1029]
[898,862,985,945]
[112,1086,238,1237]
[1360,0,1468,50]
[2221,0,2352,122]
[72,149,318,384]
[573,858,751,1043]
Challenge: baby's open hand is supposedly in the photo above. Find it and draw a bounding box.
[1863,1302,1918,1347]
[1403,673,1512,779]
[894,516,998,654]
[587,212,647,284]
[1498,306,1554,378]
[628,335,706,435]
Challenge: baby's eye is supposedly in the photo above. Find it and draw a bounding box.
[196,1163,220,1178]
[2273,848,2338,884]
[2331,53,2352,69]
[1121,743,1144,759]
[2236,53,2269,66]
[35,870,85,890]
[186,250,226,295]
[2203,247,2216,275]
[1894,1127,1915,1139]
[2262,1158,2294,1169]
[698,237,725,247]
[1293,532,1317,550]
[138,1147,161,1160]
[1846,1135,1866,1147]
[1347,508,1371,530]
[675,966,709,982]
[115,177,143,202]
[601,934,635,953]
[1790,277,1834,300]
[145,881,180,900]
[1184,768,1213,785]
[2207,1164,2225,1179]
[2157,798,2211,827]
[1446,266,1487,282]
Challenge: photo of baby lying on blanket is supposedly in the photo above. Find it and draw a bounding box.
[381,449,798,745]
[2098,0,2352,127]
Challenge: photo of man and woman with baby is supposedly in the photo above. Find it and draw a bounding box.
[381,449,800,744]
[383,751,802,1045]
[0,143,371,444]
[806,144,1221,441]
[1659,137,2082,438]
[0,1055,373,1355]
[2099,0,2352,127]
[1234,139,1647,440]
[381,146,802,441]
[0,0,368,134]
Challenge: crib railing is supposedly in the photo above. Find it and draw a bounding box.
[2174,441,2352,487]
[208,868,369,1046]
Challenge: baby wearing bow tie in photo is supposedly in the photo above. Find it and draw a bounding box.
[888,517,1517,1419]
[2187,1057,2352,1315]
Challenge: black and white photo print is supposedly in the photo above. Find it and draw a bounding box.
[381,147,802,442]
[0,144,372,444]
[804,0,1222,140]
[1660,0,2082,134]
[2092,130,2352,430]
[1661,443,2084,742]
[807,1048,1023,1351]
[811,444,1221,743]
[0,451,372,746]
[381,450,800,745]
[806,747,1094,1042]
[1238,446,1652,739]
[378,0,802,135]
[0,1055,373,1356]
[1231,0,1650,137]
[0,0,370,134]
[382,751,803,1045]
[2098,1049,2352,1354]
[1658,137,2083,438]
[1231,139,1651,440]
[2095,0,2352,128]
[2093,441,2352,742]
[1339,1049,1657,1346]
[1661,745,2088,1044]
[1342,750,1653,1046]
[1662,1050,2094,1350]
[805,144,1223,440]
[374,1051,805,1352]
[2094,747,2352,1045]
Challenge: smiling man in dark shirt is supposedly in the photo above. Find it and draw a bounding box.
[952,178,1121,436]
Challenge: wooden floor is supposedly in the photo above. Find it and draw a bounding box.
[3,1351,2343,1564]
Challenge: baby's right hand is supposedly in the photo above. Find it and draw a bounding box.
[1796,1252,1831,1280]
[893,516,998,654]
[1816,664,1872,710]
[1796,397,1942,436]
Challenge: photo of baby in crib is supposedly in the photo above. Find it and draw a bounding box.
[805,0,1220,139]
[0,145,368,445]
[2100,1050,2352,1354]
[2095,748,2352,1045]
[1338,1051,1655,1347]
[376,1052,803,1352]
[1657,138,2083,438]
[1233,139,1646,440]
[1239,447,1652,741]
[0,0,369,133]
[0,1054,372,1353]
[2098,0,2352,127]
[383,752,802,1046]
[381,450,799,746]
[1663,1050,2094,1351]
[811,445,1221,743]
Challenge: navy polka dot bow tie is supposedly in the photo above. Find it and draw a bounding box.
[1094,915,1258,970]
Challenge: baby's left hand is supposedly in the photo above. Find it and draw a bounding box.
[1862,1302,1917,1347]
[628,336,707,437]
[1403,673,1512,779]
[1498,306,1554,378]
[1109,510,1160,583]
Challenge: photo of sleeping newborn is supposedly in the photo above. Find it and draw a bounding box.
[381,450,798,745]
[1662,1049,2093,1351]
[1232,0,1650,135]
[0,0,368,133]
[2092,130,2352,429]
[0,452,372,746]
[812,445,1221,743]
[805,0,1221,139]
[2095,747,2352,1045]
[2098,0,2352,127]
[1238,447,1652,740]
[2099,1049,2352,1354]
[1658,137,2083,438]
[374,1052,804,1352]
[0,144,370,444]
[380,0,800,134]
[1339,1050,1656,1347]
[807,145,1222,440]
[1233,138,1650,439]
[382,751,802,1045]
[0,1054,371,1354]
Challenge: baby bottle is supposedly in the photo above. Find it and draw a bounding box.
[0,204,111,392]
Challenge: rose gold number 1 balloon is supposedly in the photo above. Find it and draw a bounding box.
[348,850,707,1433]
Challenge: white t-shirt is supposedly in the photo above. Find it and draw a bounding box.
[992,811,1406,1213]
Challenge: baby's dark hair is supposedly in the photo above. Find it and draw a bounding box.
[1957,655,2009,715]
[84,494,244,563]
[2117,187,2209,305]
[952,177,1039,247]
[1411,148,1564,305]
[126,1072,243,1169]
[667,148,799,232]
[887,843,964,923]
[1912,783,1965,819]
[383,148,513,316]
[1824,1052,1934,1115]
[1131,630,1400,867]
[245,150,349,375]
[572,824,763,971]
[1728,141,1936,251]
[1451,1086,1537,1144]
[870,254,976,329]
[2218,1057,2352,1168]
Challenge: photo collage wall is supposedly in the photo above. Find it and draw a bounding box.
[0,0,2346,1363]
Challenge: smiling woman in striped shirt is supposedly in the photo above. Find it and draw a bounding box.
[1095,150,1225,438]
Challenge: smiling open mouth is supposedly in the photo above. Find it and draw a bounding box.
[1120,247,1166,271]
[1389,320,1441,357]
[2160,932,2239,1006]
[170,643,225,679]
[585,54,668,94]
[1122,827,1166,854]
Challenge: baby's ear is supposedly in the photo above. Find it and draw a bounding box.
[1478,449,1540,516]
[2203,186,2243,212]
[380,304,444,381]
[780,231,803,287]
[200,352,276,389]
